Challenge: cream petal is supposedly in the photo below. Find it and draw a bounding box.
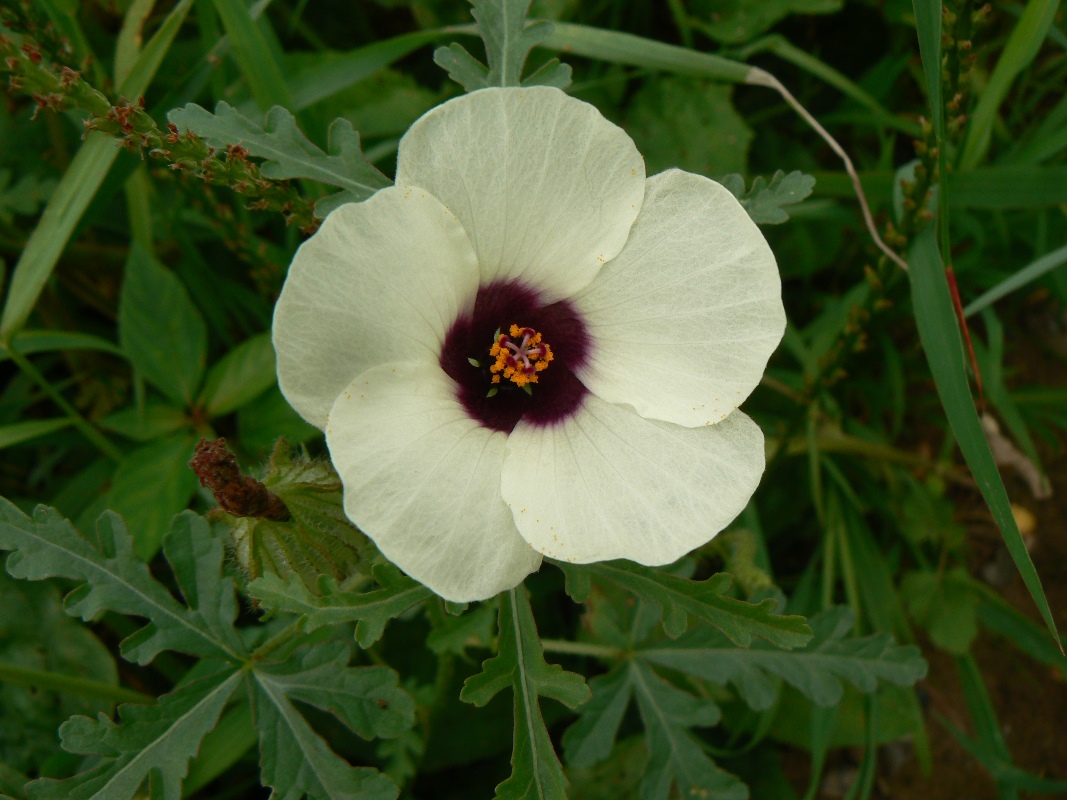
[273,185,480,429]
[395,86,645,301]
[501,396,765,565]
[326,361,542,602]
[573,170,785,428]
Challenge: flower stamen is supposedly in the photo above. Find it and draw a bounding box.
[489,324,554,389]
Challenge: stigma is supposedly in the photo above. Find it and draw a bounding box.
[489,325,554,389]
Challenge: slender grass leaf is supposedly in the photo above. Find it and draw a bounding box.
[118,244,207,408]
[197,333,276,418]
[252,667,398,800]
[963,243,1067,317]
[0,502,247,664]
[113,0,156,87]
[976,594,1067,672]
[0,330,123,362]
[961,0,1061,169]
[286,31,446,112]
[168,102,390,212]
[907,226,1061,650]
[256,641,415,741]
[25,664,242,800]
[0,418,72,449]
[561,561,811,649]
[630,661,745,800]
[639,607,926,711]
[249,564,432,648]
[104,433,198,560]
[0,0,194,340]
[211,0,292,109]
[911,0,942,132]
[461,586,589,800]
[540,22,752,83]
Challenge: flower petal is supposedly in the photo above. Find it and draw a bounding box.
[326,361,542,602]
[395,86,645,301]
[501,396,765,565]
[273,185,480,429]
[573,170,785,427]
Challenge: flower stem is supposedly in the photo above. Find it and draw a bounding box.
[0,661,153,705]
[540,639,623,660]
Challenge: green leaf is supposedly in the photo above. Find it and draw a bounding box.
[960,0,1062,169]
[719,170,816,224]
[461,586,589,800]
[256,641,415,741]
[118,244,207,408]
[640,607,927,710]
[26,663,242,800]
[0,503,247,664]
[434,0,571,91]
[0,571,119,773]
[911,0,943,133]
[197,333,276,417]
[540,22,753,84]
[237,386,320,454]
[113,0,156,87]
[627,79,752,177]
[0,419,72,450]
[252,664,399,800]
[97,403,189,443]
[692,0,841,44]
[0,0,195,340]
[104,433,198,560]
[900,568,978,654]
[907,226,1061,650]
[630,660,745,800]
[426,600,498,656]
[560,664,633,769]
[561,561,811,649]
[249,564,432,648]
[210,0,292,110]
[963,243,1067,317]
[167,102,391,214]
[0,171,56,225]
[0,330,123,363]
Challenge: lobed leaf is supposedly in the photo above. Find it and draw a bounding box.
[719,170,816,224]
[252,668,398,800]
[26,663,242,800]
[639,607,927,710]
[461,586,589,800]
[249,564,432,648]
[0,502,247,665]
[167,102,391,214]
[433,0,571,91]
[255,642,415,741]
[561,561,811,648]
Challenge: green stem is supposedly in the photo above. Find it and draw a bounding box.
[251,619,304,662]
[6,347,124,461]
[0,661,153,705]
[539,639,623,660]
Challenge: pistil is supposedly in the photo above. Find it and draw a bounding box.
[489,324,554,390]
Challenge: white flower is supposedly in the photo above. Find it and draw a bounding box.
[272,87,785,603]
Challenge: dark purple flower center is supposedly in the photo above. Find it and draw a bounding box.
[439,280,589,433]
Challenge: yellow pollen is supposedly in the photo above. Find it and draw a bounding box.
[488,324,554,390]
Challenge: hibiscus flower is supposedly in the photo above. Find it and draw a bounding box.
[272,86,785,602]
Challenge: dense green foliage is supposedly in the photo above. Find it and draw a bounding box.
[1,0,1066,798]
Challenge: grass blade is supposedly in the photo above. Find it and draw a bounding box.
[0,0,195,341]
[907,226,1061,651]
[963,243,1067,317]
[960,0,1061,169]
[212,0,293,109]
[911,0,942,132]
